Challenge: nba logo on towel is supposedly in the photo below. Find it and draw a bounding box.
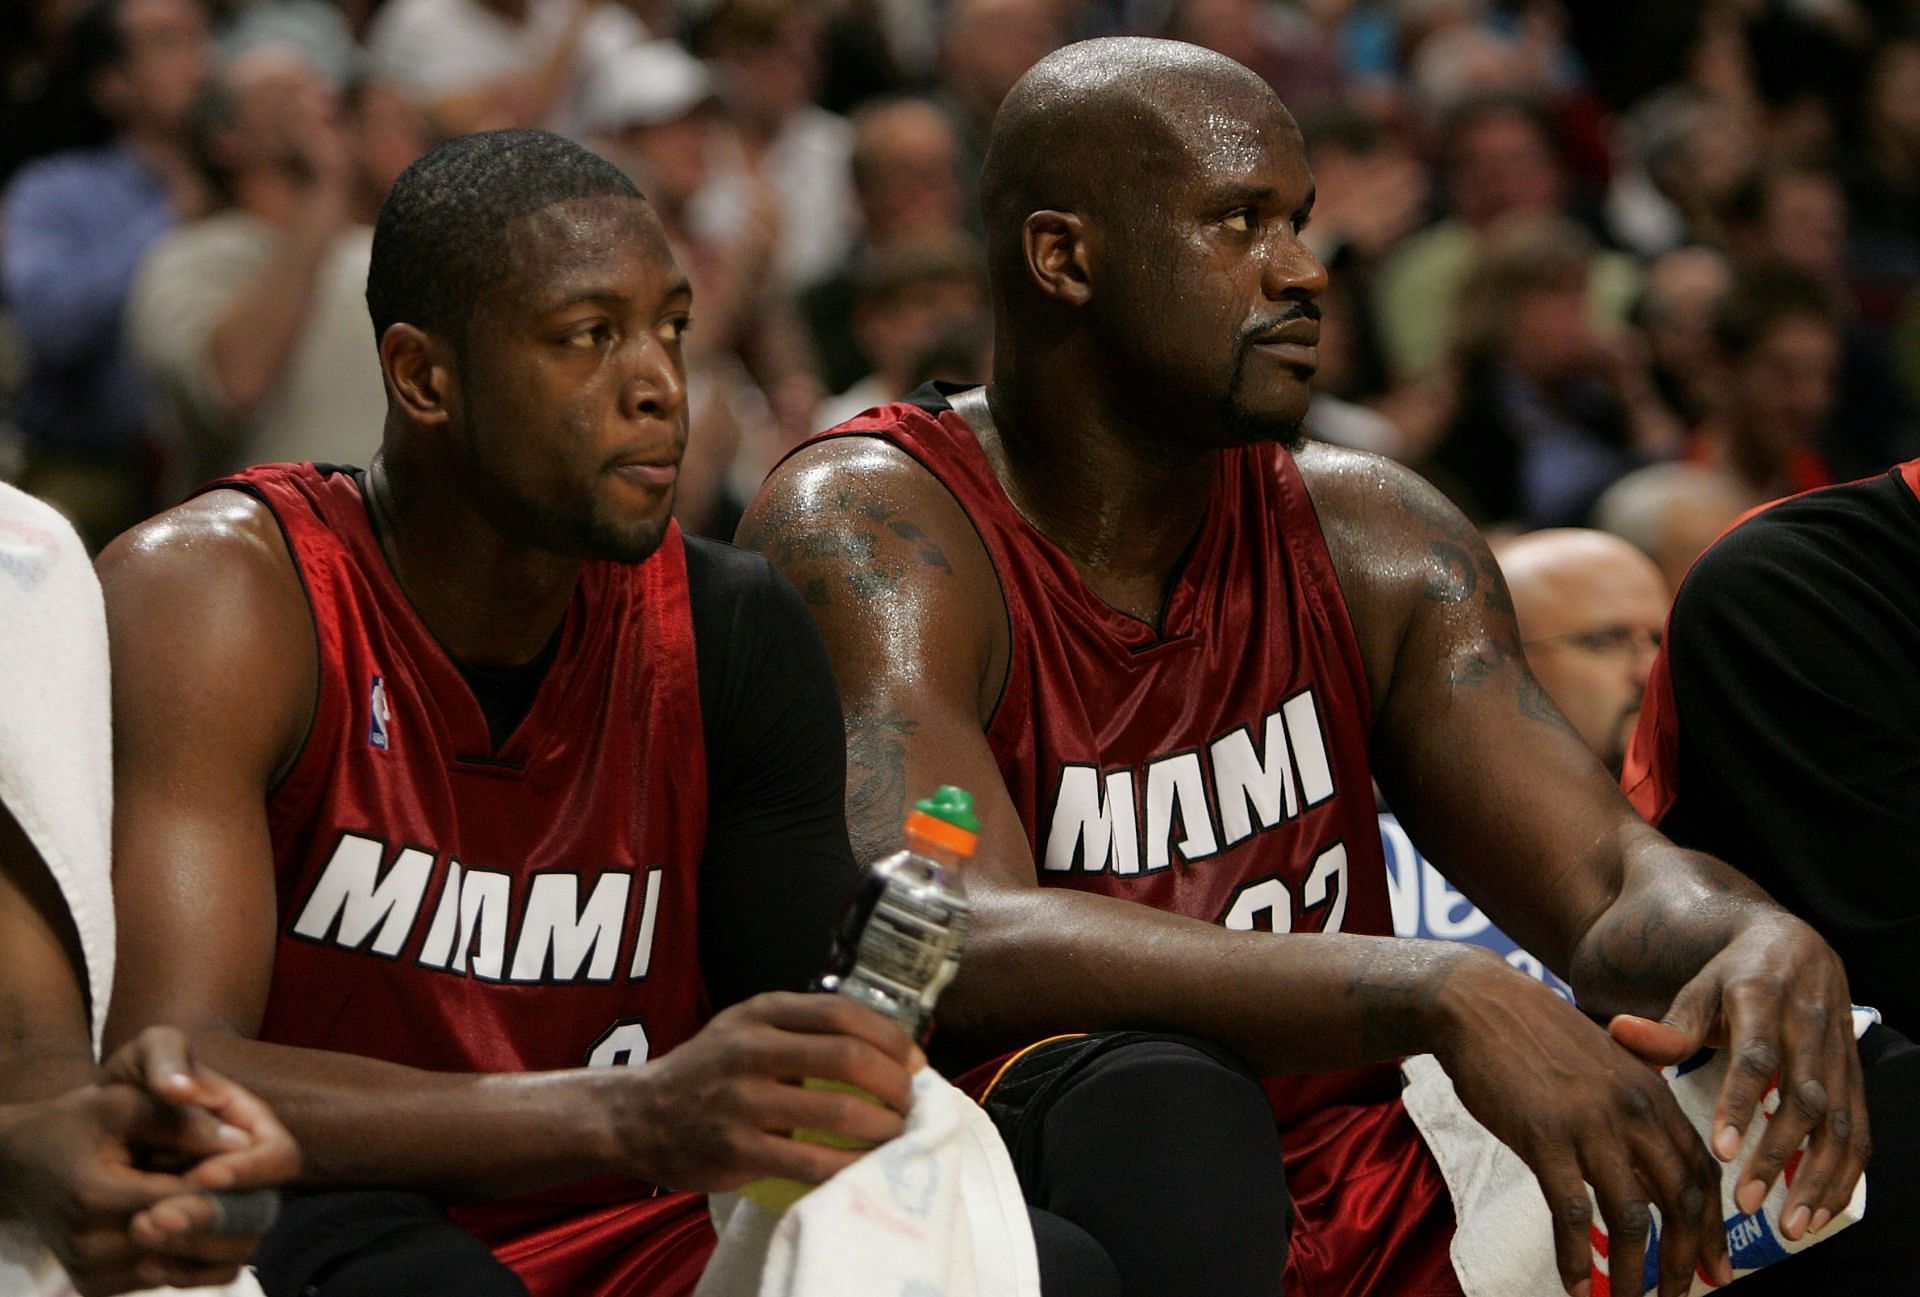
[369,674,392,751]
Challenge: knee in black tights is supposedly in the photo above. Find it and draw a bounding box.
[1014,1036,1291,1297]
[251,1190,528,1297]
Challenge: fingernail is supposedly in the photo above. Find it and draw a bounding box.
[216,1123,250,1147]
[1737,1179,1766,1215]
[1570,1280,1591,1297]
[1718,1256,1735,1284]
[1784,1205,1810,1238]
[1810,1208,1832,1235]
[1713,1124,1742,1161]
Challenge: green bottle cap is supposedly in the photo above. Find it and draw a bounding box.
[913,785,980,834]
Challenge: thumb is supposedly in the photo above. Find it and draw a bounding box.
[1610,973,1720,1065]
[106,1027,198,1102]
[1608,1014,1699,1066]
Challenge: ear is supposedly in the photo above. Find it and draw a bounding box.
[379,323,456,430]
[1022,209,1094,308]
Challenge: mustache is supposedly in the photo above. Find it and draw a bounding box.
[1240,301,1322,343]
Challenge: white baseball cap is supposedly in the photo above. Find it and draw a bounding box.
[583,40,716,133]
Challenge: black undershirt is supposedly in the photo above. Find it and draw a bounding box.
[1657,467,1920,1037]
[344,469,860,1007]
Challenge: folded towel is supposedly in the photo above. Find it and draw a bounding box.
[1401,1008,1875,1296]
[0,485,114,1049]
[697,1068,1041,1297]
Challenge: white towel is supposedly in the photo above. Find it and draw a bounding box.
[696,1068,1041,1297]
[0,485,263,1297]
[1402,1009,1875,1297]
[0,484,115,1049]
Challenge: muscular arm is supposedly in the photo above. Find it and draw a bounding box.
[99,492,916,1199]
[1303,443,1865,1231]
[1298,443,1767,1013]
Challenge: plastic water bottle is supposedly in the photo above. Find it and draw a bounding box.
[739,786,978,1212]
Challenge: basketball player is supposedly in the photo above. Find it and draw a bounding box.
[92,131,926,1297]
[741,40,1871,1297]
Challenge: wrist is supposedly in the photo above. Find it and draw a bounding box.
[577,1066,659,1182]
[1424,945,1522,1065]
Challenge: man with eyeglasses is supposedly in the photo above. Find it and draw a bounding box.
[1494,529,1669,778]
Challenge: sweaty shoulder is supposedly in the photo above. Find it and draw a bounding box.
[1291,440,1518,710]
[96,490,318,781]
[739,429,1008,722]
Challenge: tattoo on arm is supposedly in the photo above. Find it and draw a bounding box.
[1346,942,1454,1059]
[1425,540,1478,605]
[844,704,918,860]
[740,489,954,609]
[1393,478,1578,736]
[1395,482,1514,616]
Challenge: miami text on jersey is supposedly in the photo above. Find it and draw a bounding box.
[290,832,667,985]
[1042,686,1337,876]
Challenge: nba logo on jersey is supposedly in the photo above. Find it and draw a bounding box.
[368,674,392,751]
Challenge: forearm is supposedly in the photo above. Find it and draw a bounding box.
[0,1044,97,1106]
[178,1030,619,1199]
[943,884,1487,1074]
[1569,834,1781,1021]
[204,208,346,418]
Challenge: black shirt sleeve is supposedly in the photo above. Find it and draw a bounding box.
[1658,471,1920,1034]
[684,536,861,1008]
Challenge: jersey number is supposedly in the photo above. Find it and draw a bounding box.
[586,1017,652,1068]
[1221,842,1349,934]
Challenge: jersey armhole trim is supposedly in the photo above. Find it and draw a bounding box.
[206,480,323,798]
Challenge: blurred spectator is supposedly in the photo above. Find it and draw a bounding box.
[805,95,966,391]
[222,0,365,85]
[1633,243,1734,427]
[1494,527,1670,777]
[936,0,1064,227]
[697,0,857,290]
[1,0,212,550]
[1688,262,1841,502]
[366,0,645,138]
[814,233,984,428]
[127,46,421,485]
[1594,460,1749,594]
[1429,215,1677,528]
[1605,87,1761,256]
[1838,35,1920,279]
[1724,163,1920,476]
[1372,91,1639,380]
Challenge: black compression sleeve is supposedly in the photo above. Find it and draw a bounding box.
[685,537,861,1008]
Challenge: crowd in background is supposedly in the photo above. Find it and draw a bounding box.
[4,0,1919,572]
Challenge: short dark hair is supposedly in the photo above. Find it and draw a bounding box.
[1712,263,1838,360]
[366,128,643,346]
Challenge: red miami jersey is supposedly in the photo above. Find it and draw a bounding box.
[806,389,1461,1297]
[213,463,716,1296]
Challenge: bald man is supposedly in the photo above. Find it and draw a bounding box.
[743,38,1870,1297]
[1496,530,1670,776]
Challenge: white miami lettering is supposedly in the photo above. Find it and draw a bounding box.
[1043,688,1339,875]
[292,833,665,985]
